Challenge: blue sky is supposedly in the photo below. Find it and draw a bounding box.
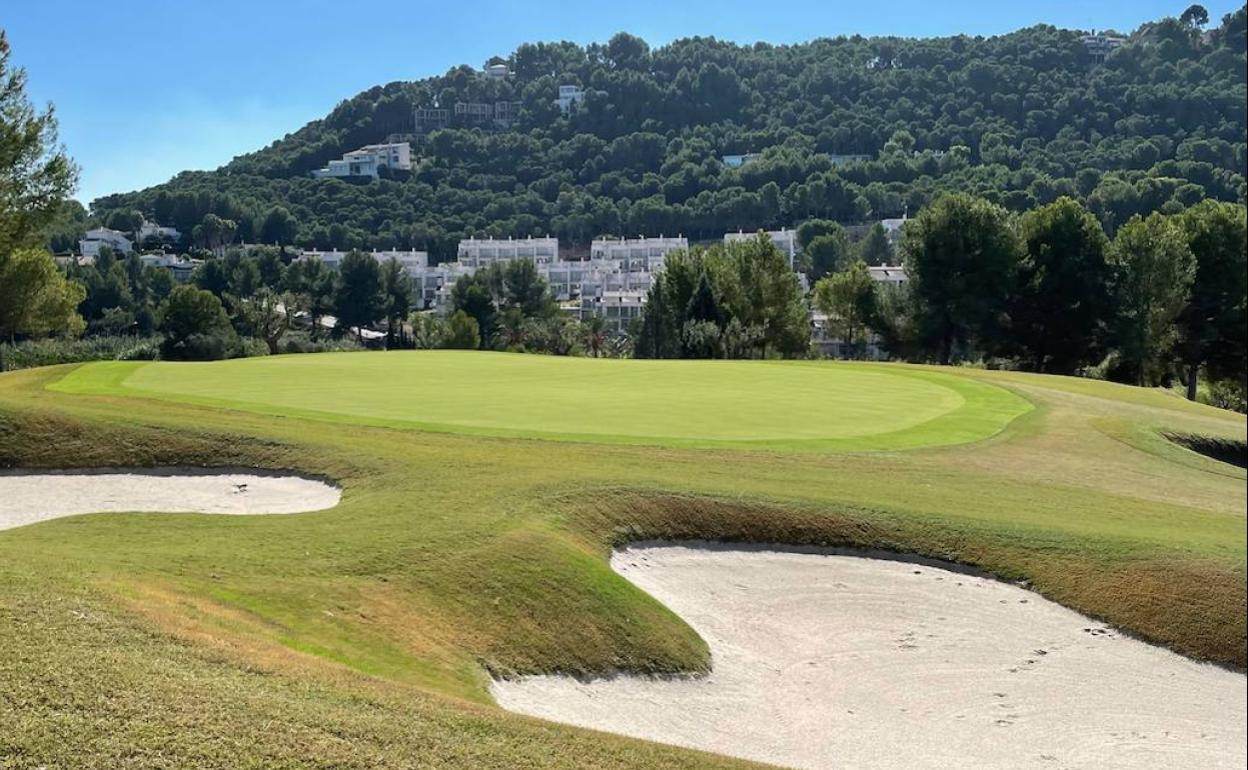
[4,0,1238,206]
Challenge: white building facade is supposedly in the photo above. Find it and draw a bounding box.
[79,228,133,257]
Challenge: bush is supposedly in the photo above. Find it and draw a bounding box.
[160,331,239,361]
[0,335,163,371]
[1205,378,1247,414]
[280,333,365,355]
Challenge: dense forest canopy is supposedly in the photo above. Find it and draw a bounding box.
[84,6,1247,262]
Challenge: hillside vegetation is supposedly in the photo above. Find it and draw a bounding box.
[86,8,1247,260]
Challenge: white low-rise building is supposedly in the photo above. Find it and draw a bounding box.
[79,228,133,257]
[555,84,585,113]
[457,236,559,267]
[590,236,685,267]
[311,143,412,178]
[724,228,799,270]
[586,290,647,331]
[297,249,429,276]
[137,221,181,243]
[868,264,907,288]
[139,253,197,282]
[721,153,761,168]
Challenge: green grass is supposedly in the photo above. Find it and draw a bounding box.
[49,352,1032,451]
[1,353,1245,769]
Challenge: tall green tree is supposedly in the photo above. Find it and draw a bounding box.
[1174,201,1247,399]
[502,259,555,318]
[1108,213,1195,386]
[285,256,336,339]
[0,247,85,345]
[902,193,1022,364]
[0,32,77,259]
[803,228,850,280]
[380,257,414,348]
[812,260,878,356]
[1009,197,1113,373]
[334,251,384,340]
[714,233,809,358]
[444,310,480,350]
[855,223,894,266]
[450,269,500,349]
[158,284,237,360]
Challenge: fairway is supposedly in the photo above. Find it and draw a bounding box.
[49,352,1031,450]
[3,355,1245,769]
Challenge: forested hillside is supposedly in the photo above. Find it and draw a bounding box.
[88,6,1247,261]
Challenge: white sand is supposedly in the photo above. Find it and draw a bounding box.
[0,468,340,531]
[493,544,1247,770]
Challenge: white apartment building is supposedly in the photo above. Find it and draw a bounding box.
[590,236,686,269]
[457,236,559,267]
[297,249,428,276]
[555,84,585,113]
[584,290,647,331]
[79,228,133,257]
[311,143,412,179]
[724,228,799,269]
[484,63,510,79]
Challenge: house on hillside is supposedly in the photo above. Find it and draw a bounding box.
[555,85,584,113]
[79,228,133,257]
[721,153,761,168]
[311,143,412,179]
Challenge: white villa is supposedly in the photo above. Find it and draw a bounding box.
[721,153,761,168]
[79,228,133,257]
[311,143,412,179]
[555,85,585,113]
[137,221,181,243]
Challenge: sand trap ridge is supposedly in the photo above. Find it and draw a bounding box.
[0,468,340,532]
[493,544,1247,770]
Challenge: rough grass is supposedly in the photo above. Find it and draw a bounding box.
[1,355,1245,769]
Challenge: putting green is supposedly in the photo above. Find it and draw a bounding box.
[49,352,1031,451]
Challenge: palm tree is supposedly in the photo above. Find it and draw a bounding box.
[582,314,608,357]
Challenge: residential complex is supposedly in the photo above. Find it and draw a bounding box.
[311,143,412,178]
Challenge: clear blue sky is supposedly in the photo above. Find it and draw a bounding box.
[4,0,1238,206]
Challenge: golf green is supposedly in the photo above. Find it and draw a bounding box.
[49,352,1031,451]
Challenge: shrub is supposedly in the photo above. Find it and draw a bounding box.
[0,335,163,371]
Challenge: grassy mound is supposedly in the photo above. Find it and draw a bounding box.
[1,354,1244,768]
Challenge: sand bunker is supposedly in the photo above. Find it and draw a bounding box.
[0,468,340,532]
[493,544,1247,770]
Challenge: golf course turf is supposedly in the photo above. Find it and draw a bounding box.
[49,352,1031,451]
[1,351,1245,769]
